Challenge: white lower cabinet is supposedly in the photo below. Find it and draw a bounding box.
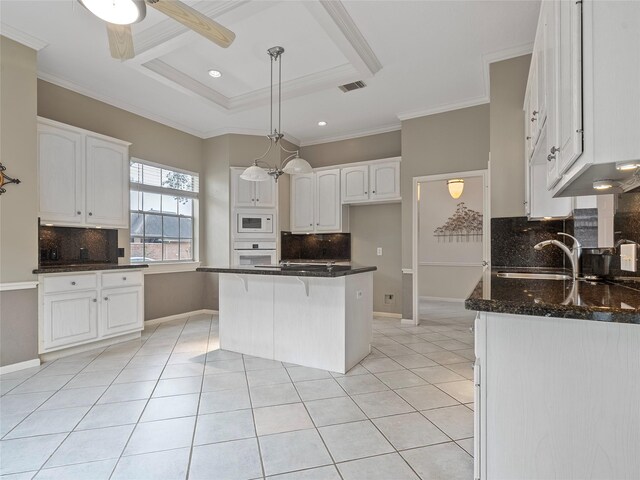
[39,270,144,354]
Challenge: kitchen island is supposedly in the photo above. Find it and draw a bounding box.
[197,264,376,373]
[466,268,640,479]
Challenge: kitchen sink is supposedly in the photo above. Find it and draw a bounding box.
[496,272,573,281]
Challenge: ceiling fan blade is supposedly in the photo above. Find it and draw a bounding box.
[106,23,135,60]
[148,0,235,48]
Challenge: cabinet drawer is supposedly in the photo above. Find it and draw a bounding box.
[101,270,143,289]
[43,273,97,294]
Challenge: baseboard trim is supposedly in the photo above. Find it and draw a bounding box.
[401,318,416,326]
[40,332,142,362]
[373,311,402,319]
[419,295,465,303]
[145,309,218,326]
[0,358,41,375]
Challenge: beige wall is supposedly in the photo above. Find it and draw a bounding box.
[0,37,38,283]
[0,36,39,367]
[300,131,402,314]
[143,272,210,321]
[490,54,531,218]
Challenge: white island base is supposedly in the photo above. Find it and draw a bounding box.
[219,272,373,374]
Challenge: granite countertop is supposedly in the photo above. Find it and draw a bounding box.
[197,264,377,278]
[33,263,149,274]
[465,267,640,323]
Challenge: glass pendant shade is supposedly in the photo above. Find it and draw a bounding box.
[79,0,146,25]
[447,179,464,199]
[240,164,271,182]
[282,157,312,175]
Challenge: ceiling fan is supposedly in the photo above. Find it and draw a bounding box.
[78,0,235,60]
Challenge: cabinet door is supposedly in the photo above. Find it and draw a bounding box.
[556,0,583,174]
[38,123,84,225]
[290,174,315,233]
[43,291,98,351]
[231,168,256,208]
[529,56,541,146]
[86,136,129,227]
[534,7,548,130]
[255,177,276,208]
[369,161,400,201]
[101,286,143,337]
[531,162,572,219]
[315,170,341,232]
[341,166,369,203]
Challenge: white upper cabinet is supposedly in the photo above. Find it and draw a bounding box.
[341,166,369,203]
[290,174,315,233]
[315,170,341,232]
[230,167,277,208]
[341,158,401,204]
[85,136,129,227]
[38,122,84,224]
[37,118,130,228]
[555,0,583,176]
[369,161,400,201]
[291,169,346,234]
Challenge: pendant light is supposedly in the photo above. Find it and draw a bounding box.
[447,179,464,199]
[240,46,312,183]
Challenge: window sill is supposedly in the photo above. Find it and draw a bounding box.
[134,261,201,275]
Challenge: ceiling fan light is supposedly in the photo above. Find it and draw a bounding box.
[240,164,271,182]
[79,0,146,25]
[447,179,464,199]
[282,157,312,175]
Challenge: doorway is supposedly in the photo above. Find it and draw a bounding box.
[412,170,490,325]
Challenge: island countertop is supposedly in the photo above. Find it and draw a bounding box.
[196,264,377,278]
[465,267,640,324]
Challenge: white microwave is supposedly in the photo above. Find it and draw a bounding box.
[236,212,274,235]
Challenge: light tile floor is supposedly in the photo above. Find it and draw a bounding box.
[0,301,476,479]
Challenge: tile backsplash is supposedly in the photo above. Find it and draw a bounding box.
[281,232,350,261]
[39,225,118,266]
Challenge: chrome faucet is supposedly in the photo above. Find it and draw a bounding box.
[534,233,582,279]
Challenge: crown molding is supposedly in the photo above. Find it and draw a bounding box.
[0,23,48,51]
[299,122,401,147]
[204,127,300,147]
[316,0,382,75]
[37,71,208,138]
[481,42,534,99]
[397,96,489,122]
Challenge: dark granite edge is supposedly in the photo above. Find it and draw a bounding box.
[196,266,377,278]
[34,264,149,274]
[465,274,640,324]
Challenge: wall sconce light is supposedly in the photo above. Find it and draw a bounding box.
[447,179,464,199]
[0,163,21,195]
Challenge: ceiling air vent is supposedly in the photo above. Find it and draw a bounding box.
[339,81,367,93]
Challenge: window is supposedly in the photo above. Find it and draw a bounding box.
[129,160,199,263]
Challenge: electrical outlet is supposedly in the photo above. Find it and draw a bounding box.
[620,244,637,272]
[384,294,395,305]
[377,247,383,256]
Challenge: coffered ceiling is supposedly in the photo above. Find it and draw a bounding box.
[0,0,540,145]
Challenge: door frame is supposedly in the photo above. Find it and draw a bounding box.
[412,168,490,325]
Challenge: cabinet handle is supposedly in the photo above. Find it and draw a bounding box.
[532,110,539,116]
[92,298,97,303]
[123,277,127,281]
[365,191,368,194]
[88,212,93,216]
[526,136,531,140]
[531,117,537,122]
[309,223,313,226]
[550,146,560,154]
[372,190,376,194]
[104,297,109,301]
[77,211,81,215]
[316,223,319,226]
[547,154,556,162]
[251,199,255,202]
[71,281,76,286]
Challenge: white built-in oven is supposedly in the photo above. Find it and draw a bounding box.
[236,212,274,235]
[233,241,277,266]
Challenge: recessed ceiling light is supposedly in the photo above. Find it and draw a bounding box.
[208,69,222,78]
[318,121,327,126]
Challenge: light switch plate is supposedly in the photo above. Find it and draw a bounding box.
[620,244,637,272]
[377,247,383,256]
